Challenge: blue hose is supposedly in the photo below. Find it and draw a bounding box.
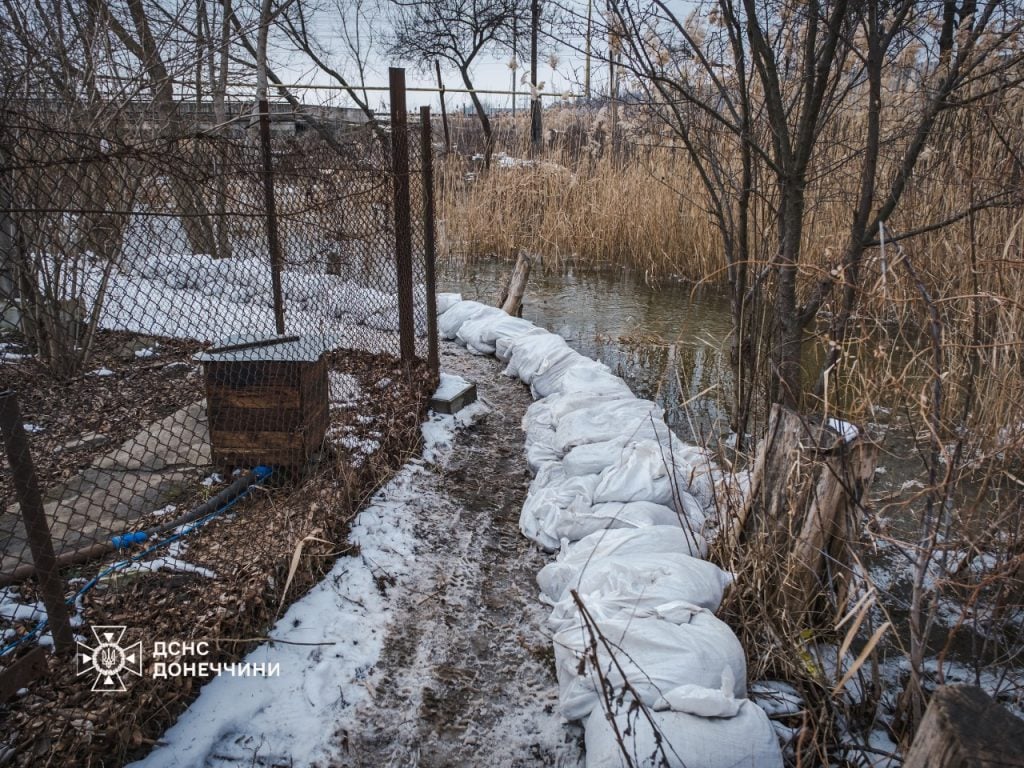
[0,466,272,657]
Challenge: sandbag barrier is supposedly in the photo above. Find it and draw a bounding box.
[437,295,784,767]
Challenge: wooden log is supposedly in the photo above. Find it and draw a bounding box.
[499,251,532,317]
[903,685,1024,768]
[731,404,877,628]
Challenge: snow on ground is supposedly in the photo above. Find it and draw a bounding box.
[129,345,581,768]
[64,253,428,352]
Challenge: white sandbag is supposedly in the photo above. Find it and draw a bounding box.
[456,313,536,355]
[591,441,709,517]
[523,392,635,439]
[584,695,784,768]
[435,292,462,314]
[537,526,707,601]
[503,332,576,384]
[495,327,548,362]
[555,366,632,398]
[554,399,664,453]
[520,473,601,551]
[562,438,631,477]
[553,610,747,721]
[531,355,609,399]
[546,551,731,616]
[546,587,726,633]
[437,300,503,340]
[525,435,562,474]
[653,673,742,717]
[536,500,702,549]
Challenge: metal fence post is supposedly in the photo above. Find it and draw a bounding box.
[419,106,440,379]
[390,67,416,364]
[0,390,74,655]
[258,99,287,336]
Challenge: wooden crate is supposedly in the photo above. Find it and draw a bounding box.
[198,338,328,470]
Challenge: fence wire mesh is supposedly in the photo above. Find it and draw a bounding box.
[0,92,438,704]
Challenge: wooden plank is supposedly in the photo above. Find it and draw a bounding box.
[205,385,301,410]
[207,405,303,433]
[213,446,307,468]
[211,430,303,452]
[0,646,49,702]
[903,685,1024,768]
[205,361,301,388]
[302,404,329,452]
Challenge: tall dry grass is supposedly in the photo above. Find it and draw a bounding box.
[437,92,1024,448]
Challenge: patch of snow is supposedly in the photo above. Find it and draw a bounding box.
[420,401,490,464]
[828,418,860,443]
[0,589,46,623]
[336,435,380,455]
[88,367,116,377]
[134,347,156,359]
[433,371,471,401]
[22,423,44,433]
[121,557,216,579]
[200,473,224,487]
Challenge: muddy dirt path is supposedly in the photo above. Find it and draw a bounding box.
[331,345,583,767]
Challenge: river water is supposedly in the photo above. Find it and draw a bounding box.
[439,261,737,446]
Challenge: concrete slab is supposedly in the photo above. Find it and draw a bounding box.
[2,401,212,575]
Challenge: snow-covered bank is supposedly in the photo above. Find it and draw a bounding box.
[436,297,784,767]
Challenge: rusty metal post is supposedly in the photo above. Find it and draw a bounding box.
[258,99,286,335]
[390,68,415,363]
[0,391,74,655]
[419,106,440,379]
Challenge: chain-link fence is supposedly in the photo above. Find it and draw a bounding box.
[0,82,439,729]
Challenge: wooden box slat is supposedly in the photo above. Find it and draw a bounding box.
[203,354,328,470]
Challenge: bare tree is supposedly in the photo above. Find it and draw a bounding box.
[276,0,387,141]
[388,0,526,168]
[592,0,1023,417]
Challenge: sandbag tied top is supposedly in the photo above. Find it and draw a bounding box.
[537,526,709,602]
[456,314,536,355]
[553,609,747,722]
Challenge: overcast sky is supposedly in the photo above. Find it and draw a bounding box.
[267,1,603,112]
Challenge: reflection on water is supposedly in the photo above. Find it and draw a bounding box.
[440,261,735,444]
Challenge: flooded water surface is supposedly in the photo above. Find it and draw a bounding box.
[440,261,736,443]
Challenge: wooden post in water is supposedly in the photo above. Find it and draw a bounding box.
[903,685,1024,767]
[500,252,532,318]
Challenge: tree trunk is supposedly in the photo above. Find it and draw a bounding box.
[460,66,493,169]
[903,685,1024,767]
[730,404,877,627]
[774,183,805,408]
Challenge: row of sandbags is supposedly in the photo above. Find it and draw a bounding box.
[437,295,783,767]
